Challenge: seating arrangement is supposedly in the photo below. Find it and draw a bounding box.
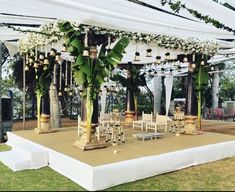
[133,111,153,131]
[146,113,171,133]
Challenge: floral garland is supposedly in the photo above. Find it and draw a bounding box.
[161,0,235,34]
[3,20,218,55]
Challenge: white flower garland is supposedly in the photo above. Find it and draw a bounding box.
[18,20,219,55]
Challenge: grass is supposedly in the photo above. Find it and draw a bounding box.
[0,144,235,191]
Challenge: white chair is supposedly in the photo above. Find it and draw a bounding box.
[133,111,153,131]
[146,114,171,133]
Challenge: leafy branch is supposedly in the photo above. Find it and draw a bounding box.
[161,0,235,34]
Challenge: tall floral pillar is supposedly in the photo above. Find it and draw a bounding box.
[125,65,135,123]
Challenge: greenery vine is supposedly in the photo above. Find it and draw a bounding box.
[161,0,235,34]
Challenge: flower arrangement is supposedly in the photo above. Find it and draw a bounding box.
[17,20,219,55]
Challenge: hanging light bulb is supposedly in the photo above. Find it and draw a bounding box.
[165,52,170,60]
[24,64,29,71]
[52,84,57,90]
[61,44,67,52]
[134,52,140,61]
[156,56,161,64]
[146,48,152,57]
[211,66,214,71]
[191,63,196,68]
[58,91,62,96]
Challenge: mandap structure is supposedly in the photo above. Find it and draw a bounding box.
[0,0,235,148]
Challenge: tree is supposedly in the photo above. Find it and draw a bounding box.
[111,64,153,119]
[59,21,129,147]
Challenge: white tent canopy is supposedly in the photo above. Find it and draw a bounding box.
[0,0,235,42]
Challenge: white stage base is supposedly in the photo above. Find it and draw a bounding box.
[2,132,235,191]
[0,133,48,171]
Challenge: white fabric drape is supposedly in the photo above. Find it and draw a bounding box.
[153,76,162,115]
[164,75,173,116]
[100,85,107,116]
[0,0,234,40]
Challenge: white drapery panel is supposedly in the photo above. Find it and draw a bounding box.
[0,0,234,40]
[164,75,174,116]
[100,85,107,116]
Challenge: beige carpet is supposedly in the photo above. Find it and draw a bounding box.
[14,127,235,166]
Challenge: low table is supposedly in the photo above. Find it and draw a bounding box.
[135,132,163,141]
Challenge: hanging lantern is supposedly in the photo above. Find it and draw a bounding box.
[211,66,214,71]
[52,84,57,90]
[24,64,29,71]
[64,87,69,92]
[33,61,39,68]
[58,91,62,96]
[61,44,67,52]
[201,55,205,65]
[43,57,49,65]
[133,52,140,61]
[191,63,196,68]
[39,53,44,60]
[146,48,152,57]
[69,90,73,96]
[82,48,89,57]
[83,29,89,57]
[29,56,34,64]
[55,53,61,61]
[183,56,188,63]
[43,65,48,71]
[165,52,170,60]
[50,48,56,56]
[156,56,161,64]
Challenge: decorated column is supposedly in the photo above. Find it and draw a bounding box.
[125,65,135,123]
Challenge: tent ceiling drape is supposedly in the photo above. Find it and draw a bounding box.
[0,0,235,41]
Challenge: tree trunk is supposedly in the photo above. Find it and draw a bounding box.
[134,95,138,120]
[36,93,41,129]
[49,83,62,128]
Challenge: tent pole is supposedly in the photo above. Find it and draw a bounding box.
[23,53,26,130]
[0,41,3,141]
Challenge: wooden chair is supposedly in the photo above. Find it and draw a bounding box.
[146,114,171,133]
[133,111,153,131]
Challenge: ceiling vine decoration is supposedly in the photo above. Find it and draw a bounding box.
[0,21,218,55]
[160,0,235,34]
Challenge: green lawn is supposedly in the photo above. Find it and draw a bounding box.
[0,144,235,191]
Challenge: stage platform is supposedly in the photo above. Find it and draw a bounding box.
[4,127,235,190]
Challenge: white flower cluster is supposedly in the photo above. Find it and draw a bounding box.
[19,21,62,53]
[82,25,219,56]
[19,20,219,55]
